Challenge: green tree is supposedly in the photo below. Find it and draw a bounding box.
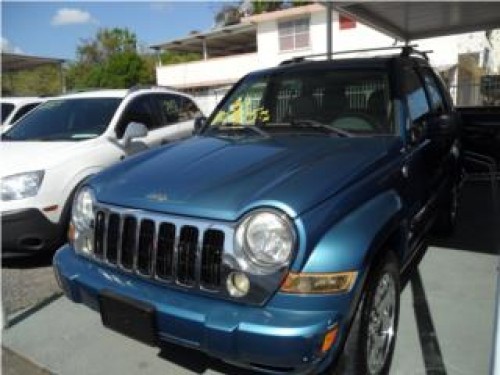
[251,1,283,15]
[2,64,62,96]
[160,51,202,65]
[66,27,155,90]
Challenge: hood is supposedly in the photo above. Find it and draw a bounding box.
[91,135,402,221]
[0,141,84,177]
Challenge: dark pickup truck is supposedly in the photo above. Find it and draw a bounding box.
[53,47,496,375]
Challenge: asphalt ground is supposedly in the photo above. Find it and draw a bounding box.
[2,253,61,317]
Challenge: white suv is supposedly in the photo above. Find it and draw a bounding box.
[1,87,203,256]
[1,97,45,132]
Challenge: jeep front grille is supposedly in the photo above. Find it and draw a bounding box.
[91,207,226,291]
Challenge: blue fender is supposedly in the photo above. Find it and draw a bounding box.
[300,190,404,274]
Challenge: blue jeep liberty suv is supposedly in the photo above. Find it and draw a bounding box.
[54,47,461,375]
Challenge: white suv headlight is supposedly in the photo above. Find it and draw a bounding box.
[71,186,96,254]
[1,170,44,201]
[235,210,296,271]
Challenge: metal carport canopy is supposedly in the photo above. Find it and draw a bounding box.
[331,2,500,42]
[2,52,65,72]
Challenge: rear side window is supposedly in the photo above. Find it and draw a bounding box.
[404,67,430,122]
[179,97,202,121]
[156,94,181,125]
[10,102,41,124]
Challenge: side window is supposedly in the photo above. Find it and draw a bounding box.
[157,94,181,126]
[178,97,202,121]
[116,95,158,138]
[11,103,41,123]
[421,68,448,114]
[404,67,430,123]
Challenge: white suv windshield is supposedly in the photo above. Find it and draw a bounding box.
[3,98,121,141]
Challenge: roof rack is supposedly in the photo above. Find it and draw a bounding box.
[127,85,178,93]
[279,44,430,65]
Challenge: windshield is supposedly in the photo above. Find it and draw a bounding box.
[3,98,122,141]
[207,68,394,136]
[1,103,15,124]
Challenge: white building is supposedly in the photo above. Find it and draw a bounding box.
[152,4,499,113]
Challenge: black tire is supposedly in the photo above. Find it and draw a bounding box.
[433,186,458,236]
[338,251,400,375]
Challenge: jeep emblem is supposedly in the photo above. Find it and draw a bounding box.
[146,192,168,202]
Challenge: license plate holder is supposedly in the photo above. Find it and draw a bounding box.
[99,289,157,346]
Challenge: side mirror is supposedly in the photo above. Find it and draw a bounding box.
[122,122,148,147]
[427,114,457,139]
[193,116,207,135]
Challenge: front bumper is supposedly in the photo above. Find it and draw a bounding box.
[53,245,348,374]
[2,208,62,256]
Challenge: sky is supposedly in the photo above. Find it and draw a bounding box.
[1,1,225,60]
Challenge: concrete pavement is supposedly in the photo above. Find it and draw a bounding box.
[2,245,496,375]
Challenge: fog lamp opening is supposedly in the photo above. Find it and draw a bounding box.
[226,271,250,297]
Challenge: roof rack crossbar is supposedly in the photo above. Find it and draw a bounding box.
[127,84,178,93]
[279,44,431,65]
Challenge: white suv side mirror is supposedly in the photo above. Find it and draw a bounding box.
[122,122,148,147]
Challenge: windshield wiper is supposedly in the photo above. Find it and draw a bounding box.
[209,123,271,138]
[288,119,352,137]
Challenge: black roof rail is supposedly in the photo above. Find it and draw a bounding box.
[279,44,434,65]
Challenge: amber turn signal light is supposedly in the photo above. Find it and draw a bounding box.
[281,271,357,294]
[321,325,339,353]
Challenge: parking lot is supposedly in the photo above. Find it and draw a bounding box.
[2,181,498,375]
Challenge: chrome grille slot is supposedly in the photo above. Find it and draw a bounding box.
[201,230,224,288]
[177,226,198,285]
[121,216,137,270]
[94,211,105,258]
[156,223,175,280]
[137,219,155,275]
[90,206,228,295]
[106,213,120,264]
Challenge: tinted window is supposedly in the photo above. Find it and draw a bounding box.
[157,94,181,125]
[179,97,201,121]
[116,95,158,136]
[421,68,447,113]
[404,67,430,122]
[10,102,41,124]
[4,98,121,141]
[1,103,15,123]
[208,69,394,135]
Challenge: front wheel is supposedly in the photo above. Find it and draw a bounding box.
[340,251,400,375]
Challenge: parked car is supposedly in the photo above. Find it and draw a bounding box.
[53,47,462,374]
[1,87,203,257]
[1,97,45,132]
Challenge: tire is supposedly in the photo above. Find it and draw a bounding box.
[339,251,400,375]
[433,186,458,236]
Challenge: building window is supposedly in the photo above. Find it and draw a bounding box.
[278,18,310,51]
[339,15,356,30]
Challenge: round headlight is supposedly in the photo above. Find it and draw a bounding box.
[237,210,295,269]
[72,186,95,231]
